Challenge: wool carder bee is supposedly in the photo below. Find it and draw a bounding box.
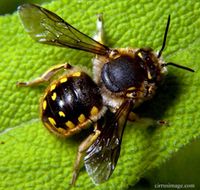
[17,4,194,185]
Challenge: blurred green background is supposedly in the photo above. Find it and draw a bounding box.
[134,139,200,189]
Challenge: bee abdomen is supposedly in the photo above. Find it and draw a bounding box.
[41,72,103,136]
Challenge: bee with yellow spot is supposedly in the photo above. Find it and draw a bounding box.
[17,3,194,186]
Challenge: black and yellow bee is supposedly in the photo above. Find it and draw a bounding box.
[17,4,194,185]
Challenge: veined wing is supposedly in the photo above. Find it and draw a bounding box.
[84,101,133,184]
[18,4,110,55]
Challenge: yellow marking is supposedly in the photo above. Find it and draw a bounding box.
[50,84,56,91]
[42,100,47,110]
[72,72,81,77]
[60,77,68,83]
[90,106,99,116]
[127,86,136,91]
[59,111,65,117]
[138,52,143,59]
[126,93,134,98]
[48,117,56,126]
[51,92,57,101]
[78,114,86,123]
[65,121,75,129]
[147,71,152,80]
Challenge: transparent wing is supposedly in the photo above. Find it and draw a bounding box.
[84,101,133,184]
[18,4,110,55]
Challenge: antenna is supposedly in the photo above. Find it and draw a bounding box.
[158,15,171,58]
[162,62,194,72]
[159,15,194,73]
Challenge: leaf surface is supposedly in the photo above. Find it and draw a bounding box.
[0,0,200,189]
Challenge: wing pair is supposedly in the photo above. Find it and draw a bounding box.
[18,3,110,55]
[84,101,133,184]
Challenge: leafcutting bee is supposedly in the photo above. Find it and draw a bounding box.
[17,3,194,186]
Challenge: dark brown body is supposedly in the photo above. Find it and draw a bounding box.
[41,71,104,137]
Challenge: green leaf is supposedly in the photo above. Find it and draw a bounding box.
[0,0,199,190]
[143,139,200,189]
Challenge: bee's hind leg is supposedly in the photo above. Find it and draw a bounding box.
[70,124,101,186]
[16,63,73,87]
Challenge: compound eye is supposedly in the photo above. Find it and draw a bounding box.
[137,49,158,81]
[148,63,157,80]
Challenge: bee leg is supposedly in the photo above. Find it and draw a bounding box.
[70,125,101,186]
[16,63,73,87]
[93,14,104,44]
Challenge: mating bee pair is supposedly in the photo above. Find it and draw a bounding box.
[17,4,194,185]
